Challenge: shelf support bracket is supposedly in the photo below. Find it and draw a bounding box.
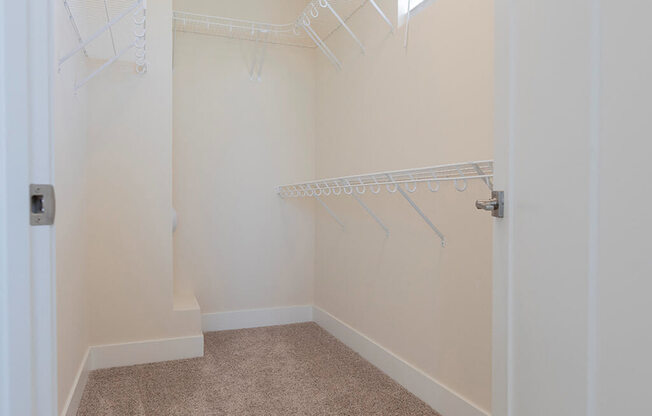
[352,193,389,237]
[315,196,345,229]
[75,43,135,90]
[59,0,144,68]
[63,0,88,58]
[396,184,446,247]
[322,0,366,54]
[404,0,411,48]
[254,31,270,81]
[472,163,494,190]
[300,21,342,70]
[368,0,394,32]
[103,0,118,55]
[248,29,269,81]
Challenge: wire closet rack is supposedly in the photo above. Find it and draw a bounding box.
[173,0,394,76]
[60,0,148,90]
[276,161,494,246]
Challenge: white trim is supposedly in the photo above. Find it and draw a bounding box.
[60,335,204,415]
[493,1,515,414]
[313,307,489,416]
[89,334,204,370]
[60,349,91,416]
[59,308,487,416]
[202,305,313,332]
[586,1,601,414]
[1,0,56,414]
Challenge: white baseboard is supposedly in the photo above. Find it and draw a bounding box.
[202,305,313,332]
[90,334,204,370]
[313,307,490,416]
[60,334,204,415]
[60,348,92,416]
[63,307,486,416]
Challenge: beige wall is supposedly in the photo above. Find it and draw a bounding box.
[56,1,200,409]
[84,0,199,345]
[171,0,493,410]
[54,3,90,412]
[314,0,493,412]
[172,0,316,312]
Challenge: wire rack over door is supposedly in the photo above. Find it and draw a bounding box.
[60,0,148,89]
[173,0,394,73]
[173,12,314,48]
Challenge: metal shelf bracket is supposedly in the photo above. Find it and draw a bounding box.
[351,192,389,237]
[315,195,345,229]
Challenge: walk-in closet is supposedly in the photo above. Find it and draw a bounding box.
[52,1,494,414]
[4,0,651,415]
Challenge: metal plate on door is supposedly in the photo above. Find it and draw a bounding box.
[30,184,55,226]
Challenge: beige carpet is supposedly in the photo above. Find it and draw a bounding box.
[77,323,441,415]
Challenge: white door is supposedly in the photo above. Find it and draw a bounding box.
[0,0,56,415]
[493,1,652,415]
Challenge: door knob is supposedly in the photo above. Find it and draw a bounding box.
[475,191,504,218]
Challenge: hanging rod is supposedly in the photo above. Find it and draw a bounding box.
[277,161,494,197]
[173,11,313,48]
[297,0,394,69]
[173,0,395,69]
[276,160,494,247]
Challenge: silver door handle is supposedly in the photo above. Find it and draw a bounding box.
[475,191,504,218]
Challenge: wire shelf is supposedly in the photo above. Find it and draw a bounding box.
[60,0,148,89]
[173,12,314,48]
[277,160,494,247]
[173,0,394,71]
[277,161,494,198]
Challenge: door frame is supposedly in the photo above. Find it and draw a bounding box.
[0,0,57,415]
[492,1,514,415]
[492,1,603,415]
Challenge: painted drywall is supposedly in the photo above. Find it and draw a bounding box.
[313,0,493,412]
[54,3,90,413]
[84,0,200,346]
[171,0,492,411]
[55,0,203,409]
[55,0,492,412]
[493,1,594,413]
[172,0,316,312]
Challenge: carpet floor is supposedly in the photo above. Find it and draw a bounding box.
[77,322,441,415]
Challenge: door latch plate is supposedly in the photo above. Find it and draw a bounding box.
[30,184,55,226]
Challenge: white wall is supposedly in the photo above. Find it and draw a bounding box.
[493,1,652,414]
[597,3,652,413]
[314,0,493,412]
[83,0,200,346]
[494,1,593,412]
[54,3,90,413]
[172,0,316,312]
